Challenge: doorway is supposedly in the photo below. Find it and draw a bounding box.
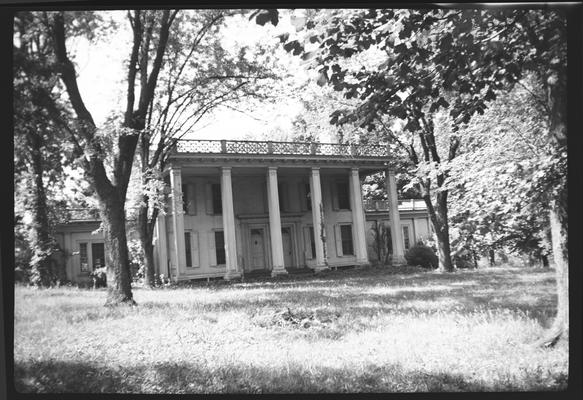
[249,228,266,270]
[282,227,294,268]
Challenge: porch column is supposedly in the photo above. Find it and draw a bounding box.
[221,167,241,280]
[349,168,369,264]
[156,214,169,279]
[266,167,288,276]
[386,168,406,264]
[309,167,328,271]
[170,167,186,279]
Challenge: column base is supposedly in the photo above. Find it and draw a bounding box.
[271,267,288,277]
[390,255,407,266]
[224,269,242,280]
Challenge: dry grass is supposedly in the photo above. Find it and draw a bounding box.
[13,265,568,393]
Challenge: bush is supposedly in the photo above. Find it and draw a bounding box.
[405,244,438,269]
[89,267,107,288]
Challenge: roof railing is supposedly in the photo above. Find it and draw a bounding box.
[174,139,389,158]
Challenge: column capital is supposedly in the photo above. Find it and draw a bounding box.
[268,166,278,171]
[221,166,232,173]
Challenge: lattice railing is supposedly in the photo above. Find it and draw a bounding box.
[175,139,388,158]
[363,199,427,211]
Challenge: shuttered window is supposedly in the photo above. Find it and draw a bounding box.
[184,232,192,267]
[340,225,354,256]
[80,243,89,272]
[212,184,222,215]
[337,182,350,210]
[215,231,226,265]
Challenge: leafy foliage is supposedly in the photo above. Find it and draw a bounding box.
[405,244,438,269]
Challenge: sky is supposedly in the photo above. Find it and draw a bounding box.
[74,10,312,141]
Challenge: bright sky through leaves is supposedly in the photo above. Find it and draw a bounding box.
[74,10,311,140]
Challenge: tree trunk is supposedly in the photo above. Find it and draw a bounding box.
[27,133,55,287]
[101,194,136,306]
[424,192,454,271]
[489,249,495,267]
[537,186,568,347]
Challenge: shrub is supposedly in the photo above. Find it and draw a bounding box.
[89,267,107,288]
[405,244,438,269]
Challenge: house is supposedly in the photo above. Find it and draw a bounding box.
[55,140,431,284]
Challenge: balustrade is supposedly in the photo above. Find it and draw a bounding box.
[174,139,388,158]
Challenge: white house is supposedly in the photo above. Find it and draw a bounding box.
[55,140,432,284]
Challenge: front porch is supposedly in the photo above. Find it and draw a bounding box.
[158,139,407,282]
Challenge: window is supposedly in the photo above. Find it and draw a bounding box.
[309,226,316,259]
[402,225,411,250]
[340,225,354,255]
[80,243,89,272]
[337,181,350,210]
[305,183,312,210]
[184,232,192,267]
[215,231,226,265]
[212,183,222,214]
[92,243,105,270]
[182,185,188,213]
[278,183,286,212]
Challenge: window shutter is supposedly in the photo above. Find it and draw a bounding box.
[209,231,217,265]
[205,183,213,214]
[191,232,200,267]
[334,224,343,256]
[188,183,197,215]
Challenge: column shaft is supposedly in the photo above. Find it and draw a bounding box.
[170,168,186,280]
[221,167,241,280]
[267,167,287,276]
[386,168,406,264]
[349,168,369,264]
[310,168,328,271]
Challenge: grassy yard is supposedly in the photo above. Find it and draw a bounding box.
[13,265,568,393]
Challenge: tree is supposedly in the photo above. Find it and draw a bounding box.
[34,10,179,305]
[13,12,75,286]
[267,6,572,345]
[447,77,559,268]
[129,10,278,287]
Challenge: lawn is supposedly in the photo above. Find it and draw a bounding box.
[13,265,568,393]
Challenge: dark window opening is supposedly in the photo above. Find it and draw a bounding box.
[215,231,226,265]
[184,232,192,267]
[91,242,105,270]
[309,226,316,259]
[403,226,410,250]
[337,182,350,210]
[340,225,354,255]
[212,184,222,215]
[182,185,188,213]
[278,183,286,212]
[305,183,312,211]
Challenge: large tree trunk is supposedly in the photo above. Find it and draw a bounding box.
[537,185,568,347]
[424,191,454,271]
[27,133,55,287]
[100,193,136,306]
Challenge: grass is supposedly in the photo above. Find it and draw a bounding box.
[13,265,568,393]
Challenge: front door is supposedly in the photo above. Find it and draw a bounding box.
[282,227,293,268]
[250,228,266,270]
[91,242,105,270]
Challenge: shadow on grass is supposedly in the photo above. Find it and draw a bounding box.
[133,266,556,326]
[14,359,565,393]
